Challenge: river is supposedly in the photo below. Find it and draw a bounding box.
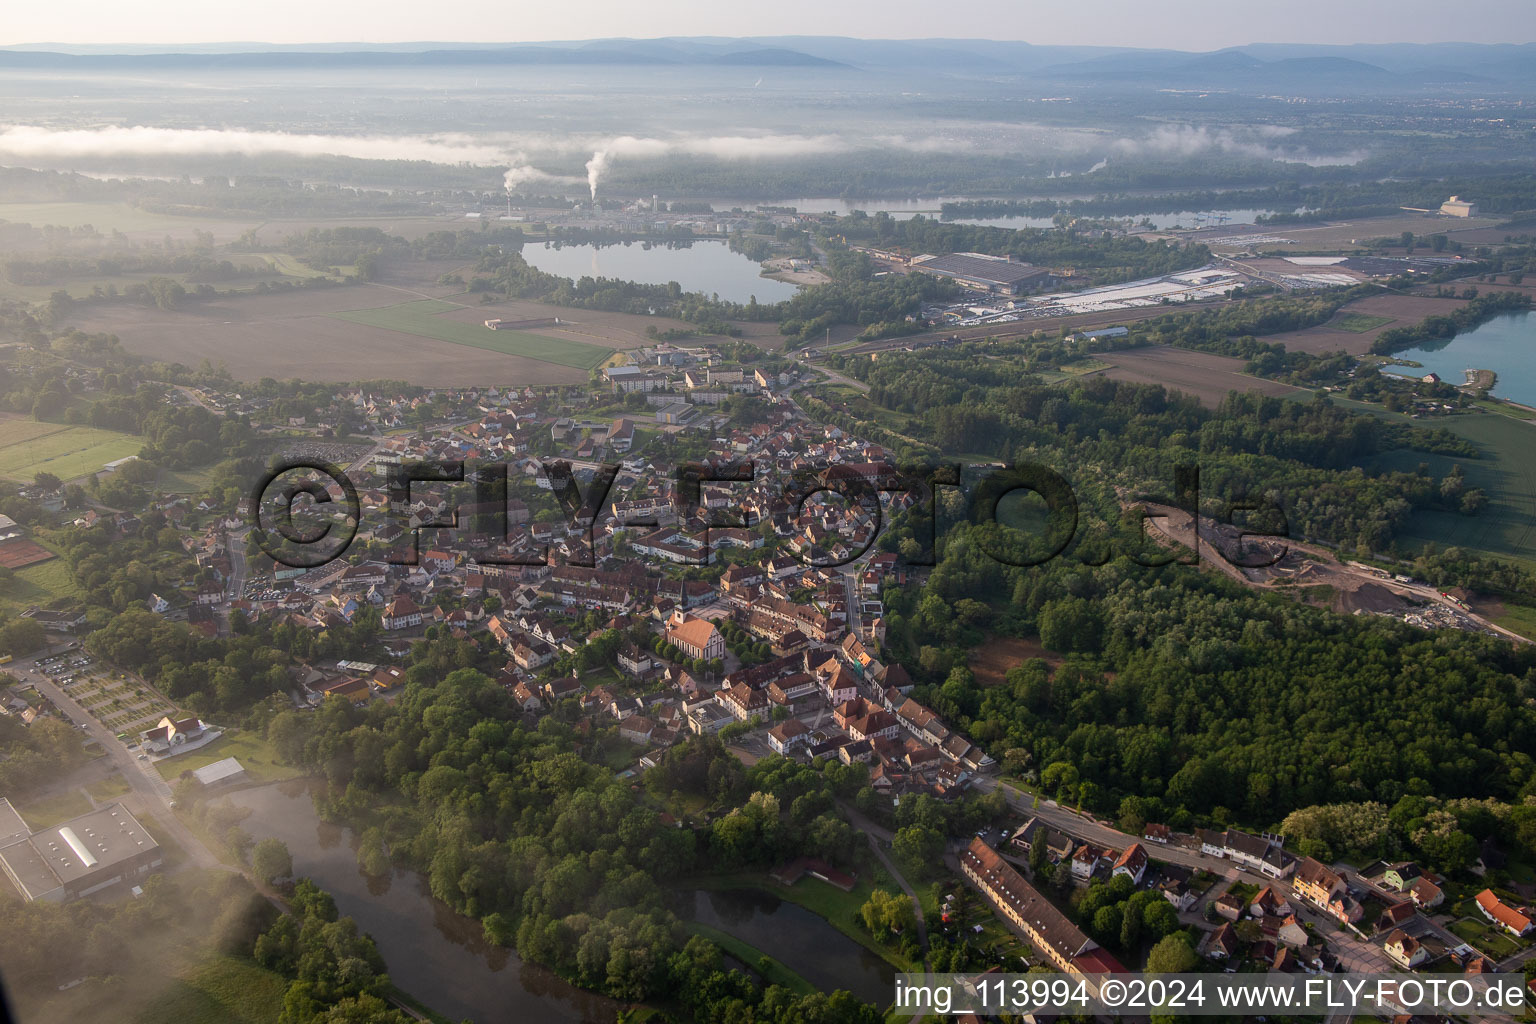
[228,780,620,1024]
[518,239,799,304]
[228,781,896,1021]
[1382,310,1536,407]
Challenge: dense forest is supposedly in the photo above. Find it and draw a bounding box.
[880,513,1536,829]
[842,344,1475,550]
[835,334,1536,836]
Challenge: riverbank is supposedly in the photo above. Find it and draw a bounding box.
[682,923,816,996]
[693,867,918,973]
[227,780,621,1024]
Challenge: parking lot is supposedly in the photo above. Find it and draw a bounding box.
[35,653,178,738]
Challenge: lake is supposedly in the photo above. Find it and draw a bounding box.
[950,208,1297,231]
[1382,311,1536,408]
[519,239,799,305]
[676,888,895,1007]
[229,780,619,1024]
[709,196,1296,230]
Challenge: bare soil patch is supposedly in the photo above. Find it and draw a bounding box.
[971,635,1063,687]
[1098,346,1303,408]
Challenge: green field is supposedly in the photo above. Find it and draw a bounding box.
[1359,407,1536,568]
[328,299,612,370]
[131,955,290,1024]
[0,555,81,615]
[683,923,817,996]
[1332,313,1396,333]
[263,252,355,279]
[0,201,250,235]
[0,419,143,482]
[155,730,303,784]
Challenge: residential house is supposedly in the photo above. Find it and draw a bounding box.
[1276,915,1310,949]
[718,682,768,722]
[617,644,656,677]
[1112,843,1148,885]
[768,718,811,754]
[381,595,422,631]
[1385,930,1429,968]
[1206,922,1239,960]
[1250,887,1292,918]
[619,715,656,744]
[688,702,733,735]
[1212,893,1245,922]
[1290,860,1365,925]
[1383,862,1421,892]
[511,681,543,713]
[1475,889,1534,937]
[1408,877,1444,910]
[1070,844,1105,882]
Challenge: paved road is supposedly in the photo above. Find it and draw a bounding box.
[8,645,217,869]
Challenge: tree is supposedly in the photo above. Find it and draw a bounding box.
[252,837,293,884]
[1145,933,1199,974]
[32,471,61,492]
[891,825,944,880]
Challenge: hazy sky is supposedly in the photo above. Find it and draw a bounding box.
[6,0,1535,50]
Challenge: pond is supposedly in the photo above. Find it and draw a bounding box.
[1382,311,1536,408]
[228,780,619,1024]
[674,887,895,1007]
[518,239,800,304]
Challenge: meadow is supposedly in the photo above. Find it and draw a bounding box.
[0,418,143,482]
[0,556,81,615]
[1360,407,1536,568]
[328,298,613,370]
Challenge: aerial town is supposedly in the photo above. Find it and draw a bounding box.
[4,16,1536,1024]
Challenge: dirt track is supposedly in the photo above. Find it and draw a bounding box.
[1137,500,1531,644]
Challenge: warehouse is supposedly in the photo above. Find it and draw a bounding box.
[910,252,1052,295]
[0,799,162,902]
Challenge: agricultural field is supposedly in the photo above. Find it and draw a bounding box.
[328,298,613,369]
[1263,293,1468,356]
[0,201,260,240]
[0,416,143,482]
[1096,346,1305,408]
[65,284,633,386]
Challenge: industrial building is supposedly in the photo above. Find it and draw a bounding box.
[0,799,163,902]
[910,252,1052,295]
[1440,196,1478,218]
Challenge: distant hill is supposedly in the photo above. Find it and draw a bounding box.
[0,37,1531,90]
